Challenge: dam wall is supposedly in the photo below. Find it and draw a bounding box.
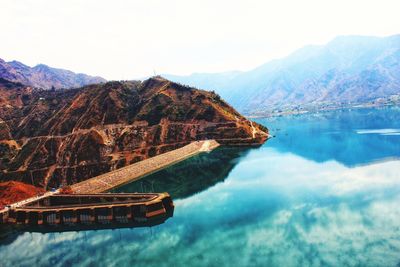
[71,140,220,194]
[3,193,174,227]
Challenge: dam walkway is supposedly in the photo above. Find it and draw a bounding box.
[71,140,220,194]
[0,140,219,224]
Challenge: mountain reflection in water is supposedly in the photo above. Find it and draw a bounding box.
[112,147,254,199]
[261,107,400,166]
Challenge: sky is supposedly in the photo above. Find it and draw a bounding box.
[1,0,399,80]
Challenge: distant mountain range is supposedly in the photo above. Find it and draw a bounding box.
[0,58,106,89]
[2,34,399,115]
[166,35,400,115]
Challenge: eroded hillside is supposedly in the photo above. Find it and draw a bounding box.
[0,77,268,189]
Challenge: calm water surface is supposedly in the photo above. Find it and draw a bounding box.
[2,107,400,267]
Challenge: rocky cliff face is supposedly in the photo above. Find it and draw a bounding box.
[0,58,106,90]
[0,77,268,189]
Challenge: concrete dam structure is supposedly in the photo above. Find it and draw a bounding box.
[2,193,174,230]
[0,140,221,231]
[71,140,220,194]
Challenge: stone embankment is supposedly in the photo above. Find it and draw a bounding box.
[71,140,220,194]
[0,140,219,218]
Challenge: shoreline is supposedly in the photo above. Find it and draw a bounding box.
[246,102,400,119]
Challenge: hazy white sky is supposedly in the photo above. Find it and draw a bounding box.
[1,0,399,80]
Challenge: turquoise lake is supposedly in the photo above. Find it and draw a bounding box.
[1,107,400,267]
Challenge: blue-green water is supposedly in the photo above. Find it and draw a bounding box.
[2,107,400,267]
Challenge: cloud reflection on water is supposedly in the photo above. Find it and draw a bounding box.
[2,146,400,267]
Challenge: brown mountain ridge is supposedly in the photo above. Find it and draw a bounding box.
[0,76,268,190]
